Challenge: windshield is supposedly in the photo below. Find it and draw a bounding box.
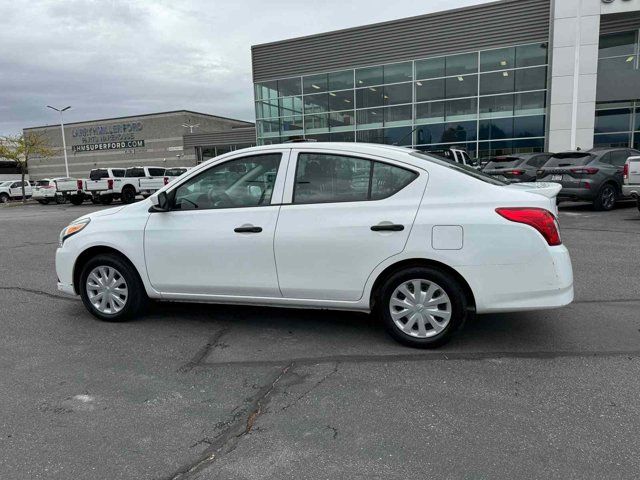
[0,181,12,187]
[543,152,594,168]
[484,156,526,170]
[410,151,508,186]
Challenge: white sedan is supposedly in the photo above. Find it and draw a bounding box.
[55,143,573,348]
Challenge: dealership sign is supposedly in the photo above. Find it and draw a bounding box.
[72,140,145,152]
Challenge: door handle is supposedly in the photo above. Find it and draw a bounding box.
[371,224,404,232]
[234,226,263,233]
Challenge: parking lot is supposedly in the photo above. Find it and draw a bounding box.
[1,200,640,479]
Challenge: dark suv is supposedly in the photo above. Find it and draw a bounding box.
[537,147,640,210]
[482,153,553,183]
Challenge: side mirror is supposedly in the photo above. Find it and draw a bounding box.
[149,191,170,212]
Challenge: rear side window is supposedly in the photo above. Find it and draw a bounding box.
[125,167,145,177]
[90,169,109,180]
[293,153,417,204]
[112,169,126,178]
[148,168,165,176]
[609,150,629,167]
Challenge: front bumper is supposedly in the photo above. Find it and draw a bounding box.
[55,246,77,296]
[57,281,75,295]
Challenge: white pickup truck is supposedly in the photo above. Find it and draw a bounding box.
[138,167,190,197]
[32,177,85,205]
[0,180,32,203]
[84,166,165,205]
[623,156,640,213]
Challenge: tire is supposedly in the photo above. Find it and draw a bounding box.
[69,194,84,205]
[0,193,9,203]
[55,194,67,204]
[100,195,113,205]
[91,196,100,204]
[37,199,49,205]
[377,267,468,349]
[79,253,147,322]
[593,183,617,211]
[636,198,640,213]
[121,186,136,204]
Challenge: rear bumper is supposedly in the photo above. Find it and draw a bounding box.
[32,191,56,199]
[460,246,574,314]
[622,185,639,198]
[557,187,595,202]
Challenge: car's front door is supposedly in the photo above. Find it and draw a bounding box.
[144,150,289,297]
[274,150,427,301]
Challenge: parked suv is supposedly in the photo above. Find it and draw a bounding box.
[483,153,553,183]
[537,147,640,210]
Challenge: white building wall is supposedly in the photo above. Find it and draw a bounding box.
[548,0,640,152]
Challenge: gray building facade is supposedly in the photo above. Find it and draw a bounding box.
[251,0,640,157]
[24,110,253,179]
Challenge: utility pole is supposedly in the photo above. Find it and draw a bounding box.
[47,105,71,177]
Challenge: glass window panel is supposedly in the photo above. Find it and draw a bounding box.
[594,132,631,148]
[279,96,303,116]
[446,98,478,121]
[418,142,477,157]
[445,74,478,99]
[371,162,417,200]
[278,77,301,97]
[513,115,545,138]
[304,114,329,132]
[441,121,477,143]
[304,93,328,114]
[415,101,445,124]
[383,82,412,105]
[446,53,478,76]
[415,79,445,102]
[510,138,545,153]
[294,153,371,204]
[480,70,515,95]
[329,111,355,131]
[356,86,384,108]
[479,94,514,118]
[174,154,281,210]
[257,119,279,137]
[415,123,445,145]
[356,65,383,87]
[255,81,278,100]
[329,90,354,111]
[280,116,304,133]
[328,70,353,90]
[595,108,632,133]
[356,128,384,143]
[481,47,515,72]
[385,105,413,127]
[331,131,355,142]
[515,91,546,116]
[305,133,331,142]
[415,57,445,80]
[383,126,413,146]
[356,108,384,129]
[599,31,637,58]
[516,43,548,67]
[303,74,328,94]
[384,62,413,83]
[479,117,513,140]
[636,108,640,131]
[515,66,547,92]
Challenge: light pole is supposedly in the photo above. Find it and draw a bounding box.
[47,105,71,177]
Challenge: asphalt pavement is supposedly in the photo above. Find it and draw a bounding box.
[0,200,639,479]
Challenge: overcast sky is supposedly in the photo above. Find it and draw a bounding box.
[0,0,490,135]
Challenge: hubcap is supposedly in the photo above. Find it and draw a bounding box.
[389,279,452,338]
[85,266,128,315]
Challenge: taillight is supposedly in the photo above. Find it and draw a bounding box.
[570,167,599,174]
[504,169,525,176]
[163,176,169,185]
[107,179,114,190]
[496,208,562,246]
[623,163,629,180]
[77,179,83,190]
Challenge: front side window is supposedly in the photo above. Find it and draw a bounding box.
[293,153,417,204]
[148,168,165,176]
[173,154,281,210]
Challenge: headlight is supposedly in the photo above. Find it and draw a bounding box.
[59,218,90,247]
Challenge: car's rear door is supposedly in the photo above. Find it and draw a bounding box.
[274,149,427,301]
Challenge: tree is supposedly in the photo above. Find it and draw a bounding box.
[0,132,55,203]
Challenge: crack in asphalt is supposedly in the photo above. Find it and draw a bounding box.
[0,286,75,302]
[163,363,294,480]
[177,327,230,373]
[281,362,339,411]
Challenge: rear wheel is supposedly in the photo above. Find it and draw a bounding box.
[636,197,640,213]
[55,194,67,204]
[377,267,468,348]
[79,253,146,322]
[69,194,84,205]
[121,186,136,204]
[100,195,113,205]
[593,184,617,211]
[0,193,9,203]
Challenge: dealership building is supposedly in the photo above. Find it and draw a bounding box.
[24,111,254,179]
[251,0,640,157]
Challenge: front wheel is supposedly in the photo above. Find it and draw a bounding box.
[79,254,147,322]
[55,194,67,204]
[593,184,617,211]
[0,193,9,203]
[37,199,49,205]
[377,267,468,348]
